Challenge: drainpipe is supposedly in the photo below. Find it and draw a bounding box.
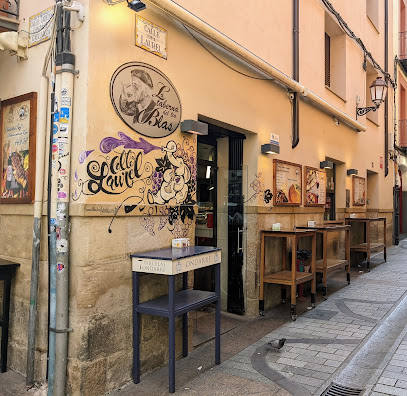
[385,0,389,177]
[144,0,366,132]
[394,57,400,245]
[292,0,299,148]
[53,3,75,394]
[26,74,49,387]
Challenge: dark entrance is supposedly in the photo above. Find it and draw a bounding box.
[195,123,245,315]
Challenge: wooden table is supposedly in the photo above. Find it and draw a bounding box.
[0,259,20,372]
[296,225,350,298]
[345,217,386,272]
[130,246,221,393]
[259,229,316,320]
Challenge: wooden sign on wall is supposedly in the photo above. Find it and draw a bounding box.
[305,166,326,206]
[0,93,37,203]
[353,176,366,206]
[273,159,302,206]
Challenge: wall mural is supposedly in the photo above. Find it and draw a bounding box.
[73,132,196,236]
[246,172,273,211]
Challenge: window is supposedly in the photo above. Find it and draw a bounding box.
[325,12,346,100]
[325,33,331,87]
[366,0,379,32]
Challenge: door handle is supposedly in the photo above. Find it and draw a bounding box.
[237,228,244,253]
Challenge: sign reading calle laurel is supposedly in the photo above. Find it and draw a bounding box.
[136,15,167,59]
[110,62,182,138]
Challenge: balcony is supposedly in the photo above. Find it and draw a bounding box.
[0,0,19,32]
[399,120,407,148]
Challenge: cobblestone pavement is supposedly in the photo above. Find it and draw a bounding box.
[168,239,407,396]
[3,241,407,396]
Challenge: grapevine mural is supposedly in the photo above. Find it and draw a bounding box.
[73,132,196,236]
[246,172,273,211]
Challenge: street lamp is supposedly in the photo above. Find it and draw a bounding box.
[356,77,388,117]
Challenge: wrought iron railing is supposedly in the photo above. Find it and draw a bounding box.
[0,0,19,19]
[399,120,407,147]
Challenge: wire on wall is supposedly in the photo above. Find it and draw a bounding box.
[321,0,395,88]
[182,23,273,81]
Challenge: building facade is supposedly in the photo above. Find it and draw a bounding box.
[0,0,396,394]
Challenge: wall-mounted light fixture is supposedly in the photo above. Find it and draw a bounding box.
[356,77,388,117]
[261,143,280,155]
[127,0,146,11]
[320,160,334,169]
[180,120,208,135]
[347,169,358,176]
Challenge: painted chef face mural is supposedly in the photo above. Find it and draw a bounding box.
[73,133,196,236]
[110,62,182,138]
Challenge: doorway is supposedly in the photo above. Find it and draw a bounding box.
[195,123,246,315]
[324,164,336,221]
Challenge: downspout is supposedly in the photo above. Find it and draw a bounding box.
[385,0,389,177]
[53,4,75,395]
[394,56,400,245]
[292,0,299,148]
[144,0,366,132]
[25,9,59,385]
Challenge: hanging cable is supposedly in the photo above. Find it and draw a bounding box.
[182,23,273,81]
[321,0,395,87]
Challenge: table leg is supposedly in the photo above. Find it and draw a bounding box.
[169,275,176,393]
[366,221,371,272]
[322,230,328,299]
[132,272,140,384]
[291,236,297,321]
[384,218,387,262]
[346,228,350,284]
[1,279,11,373]
[215,263,221,365]
[182,272,188,358]
[311,233,316,307]
[259,233,265,314]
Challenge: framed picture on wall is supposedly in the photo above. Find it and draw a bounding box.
[0,92,37,204]
[352,176,366,206]
[273,159,302,206]
[304,166,326,206]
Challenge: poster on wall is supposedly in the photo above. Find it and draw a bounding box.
[273,159,302,205]
[110,62,182,138]
[353,176,366,206]
[305,166,326,206]
[0,93,37,203]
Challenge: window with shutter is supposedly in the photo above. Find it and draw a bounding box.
[325,33,331,87]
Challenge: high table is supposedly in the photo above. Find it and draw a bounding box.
[0,259,20,372]
[296,224,350,298]
[259,229,316,320]
[345,217,386,272]
[130,246,221,393]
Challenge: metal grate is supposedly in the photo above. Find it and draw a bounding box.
[325,33,331,87]
[321,383,364,396]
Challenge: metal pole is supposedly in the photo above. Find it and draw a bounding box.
[292,0,299,148]
[47,91,58,396]
[53,2,75,394]
[26,75,49,386]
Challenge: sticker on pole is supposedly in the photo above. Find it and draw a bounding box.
[57,262,65,272]
[60,108,70,123]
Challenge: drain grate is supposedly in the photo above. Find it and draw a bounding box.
[321,382,364,396]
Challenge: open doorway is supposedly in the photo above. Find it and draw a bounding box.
[193,121,248,346]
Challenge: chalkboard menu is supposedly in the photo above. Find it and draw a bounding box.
[273,159,302,206]
[305,166,326,206]
[353,176,365,206]
[0,93,37,203]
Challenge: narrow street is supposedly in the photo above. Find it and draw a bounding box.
[113,239,407,396]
